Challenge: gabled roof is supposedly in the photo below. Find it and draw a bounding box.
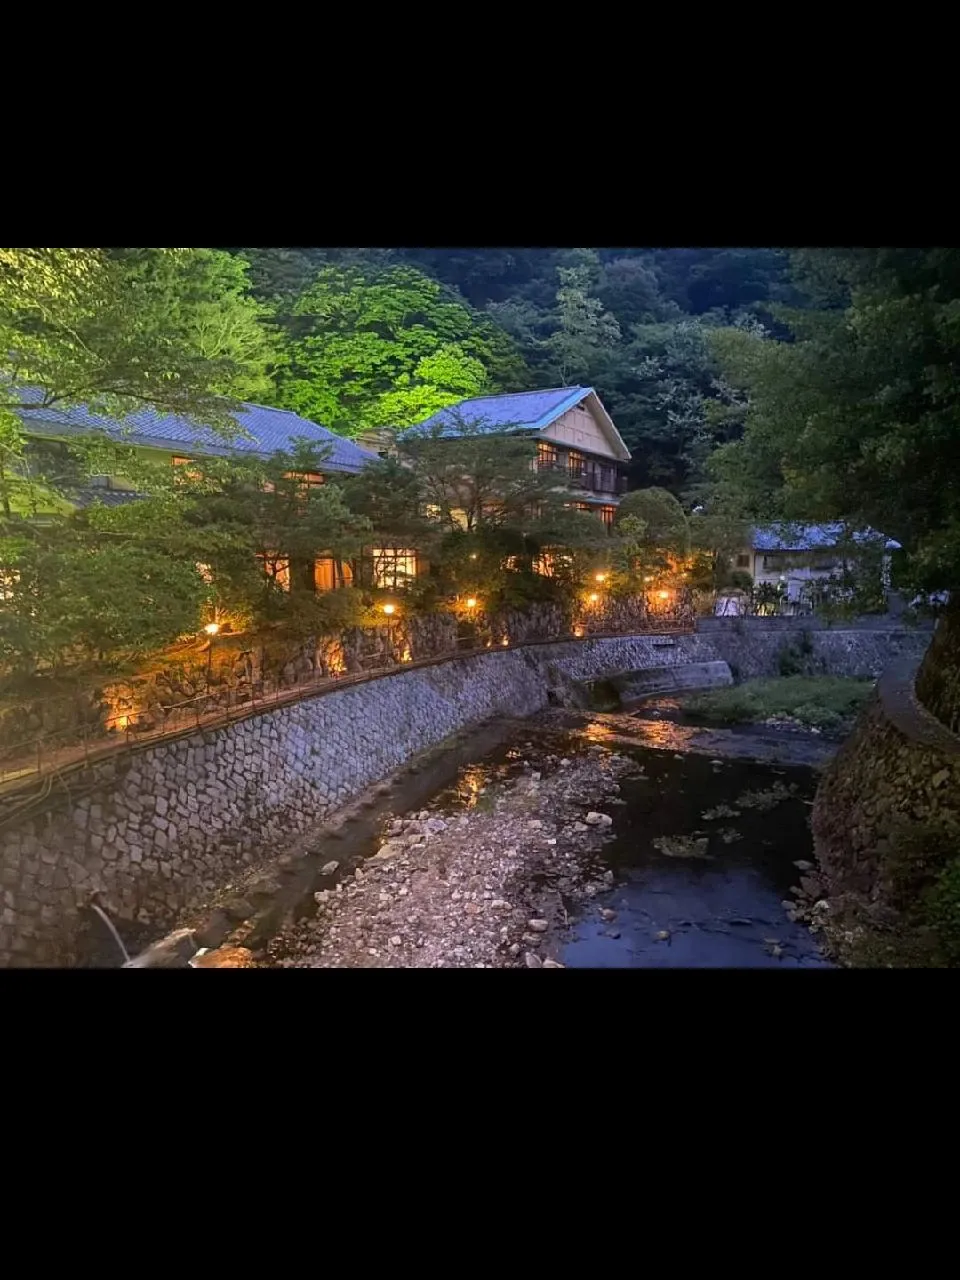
[11,386,379,475]
[752,523,901,552]
[403,385,632,461]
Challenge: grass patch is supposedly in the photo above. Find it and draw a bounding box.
[684,676,874,734]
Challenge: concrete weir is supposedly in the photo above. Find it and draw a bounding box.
[609,660,734,705]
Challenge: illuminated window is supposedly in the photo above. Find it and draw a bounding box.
[598,505,616,528]
[195,562,214,584]
[172,455,201,483]
[537,441,558,470]
[258,553,290,590]
[314,557,354,591]
[370,548,417,590]
[566,501,591,513]
[284,470,325,490]
[533,549,573,577]
[568,449,586,479]
[0,567,20,600]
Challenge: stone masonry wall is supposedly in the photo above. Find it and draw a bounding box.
[0,634,706,967]
[701,621,931,681]
[0,626,927,967]
[812,659,960,941]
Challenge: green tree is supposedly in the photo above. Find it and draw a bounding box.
[543,257,622,387]
[274,264,527,437]
[0,247,278,520]
[400,412,573,533]
[707,248,960,725]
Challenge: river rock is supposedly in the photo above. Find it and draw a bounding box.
[527,919,549,933]
[372,842,404,860]
[542,959,565,968]
[585,812,613,827]
[600,908,617,922]
[525,952,542,968]
[320,860,340,876]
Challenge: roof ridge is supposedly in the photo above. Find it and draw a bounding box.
[458,385,590,401]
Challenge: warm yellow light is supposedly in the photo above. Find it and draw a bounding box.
[204,622,220,636]
[114,715,130,731]
[644,575,654,583]
[573,626,584,638]
[595,572,607,583]
[469,553,478,561]
[588,593,599,604]
[658,590,670,600]
[465,597,477,609]
[501,637,509,646]
[382,603,396,616]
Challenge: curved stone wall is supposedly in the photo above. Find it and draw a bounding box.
[812,658,960,945]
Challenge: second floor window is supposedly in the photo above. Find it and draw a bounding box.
[537,442,558,470]
[567,449,586,479]
[598,505,616,528]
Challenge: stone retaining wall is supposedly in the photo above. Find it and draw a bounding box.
[0,633,701,966]
[702,622,931,681]
[0,625,931,966]
[811,658,960,948]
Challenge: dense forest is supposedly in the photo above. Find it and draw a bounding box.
[227,246,796,496]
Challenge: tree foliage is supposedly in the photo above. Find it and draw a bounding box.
[707,249,960,593]
[273,264,527,438]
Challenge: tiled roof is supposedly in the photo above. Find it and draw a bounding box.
[12,386,379,474]
[753,523,901,552]
[72,487,143,509]
[403,386,593,438]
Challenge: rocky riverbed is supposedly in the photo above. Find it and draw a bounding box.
[264,742,634,969]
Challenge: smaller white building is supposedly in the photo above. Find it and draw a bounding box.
[733,523,900,607]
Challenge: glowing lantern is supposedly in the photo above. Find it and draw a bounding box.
[465,597,477,609]
[382,603,396,616]
[588,592,599,604]
[657,590,670,601]
[595,572,607,583]
[204,622,220,636]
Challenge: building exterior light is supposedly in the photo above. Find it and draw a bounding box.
[501,637,509,646]
[382,603,396,616]
[204,622,220,636]
[573,626,584,638]
[469,553,478,560]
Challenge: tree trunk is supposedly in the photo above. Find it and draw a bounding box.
[915,599,960,733]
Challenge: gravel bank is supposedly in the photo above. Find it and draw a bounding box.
[264,743,640,968]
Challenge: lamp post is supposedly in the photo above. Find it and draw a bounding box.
[204,621,220,688]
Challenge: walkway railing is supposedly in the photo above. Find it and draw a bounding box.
[0,620,694,811]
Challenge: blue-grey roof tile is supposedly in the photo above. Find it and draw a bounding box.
[403,386,592,438]
[753,522,901,551]
[12,386,379,474]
